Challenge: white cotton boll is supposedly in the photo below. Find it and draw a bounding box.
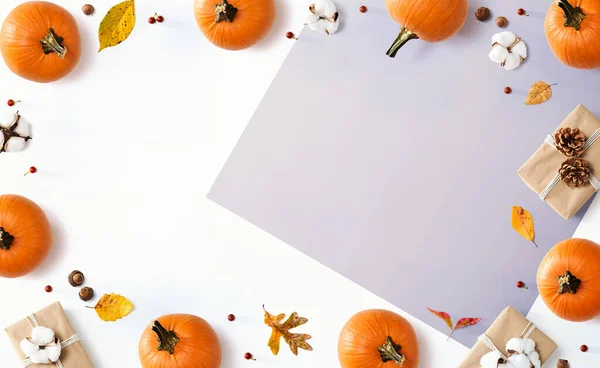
[527,351,540,368]
[511,41,527,60]
[326,19,339,35]
[506,338,525,354]
[489,44,508,64]
[503,53,521,71]
[313,0,337,18]
[46,343,62,362]
[480,350,504,368]
[522,338,536,354]
[507,354,531,368]
[13,118,30,137]
[492,32,517,48]
[30,349,50,364]
[5,136,26,152]
[20,338,39,357]
[306,12,319,24]
[31,326,55,346]
[308,19,328,33]
[0,113,14,129]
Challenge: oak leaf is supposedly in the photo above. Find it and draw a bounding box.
[263,305,312,356]
[511,206,537,247]
[525,81,554,105]
[98,0,135,52]
[427,308,481,340]
[92,293,133,321]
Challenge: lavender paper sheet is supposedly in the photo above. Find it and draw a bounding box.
[208,1,596,346]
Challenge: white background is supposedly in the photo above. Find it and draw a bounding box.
[0,0,598,367]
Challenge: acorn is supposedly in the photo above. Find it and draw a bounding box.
[557,359,569,368]
[68,270,84,286]
[79,287,94,301]
[475,7,490,22]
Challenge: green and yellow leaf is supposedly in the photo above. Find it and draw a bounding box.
[98,0,135,52]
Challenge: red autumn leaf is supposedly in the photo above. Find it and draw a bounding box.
[427,307,453,331]
[454,317,481,330]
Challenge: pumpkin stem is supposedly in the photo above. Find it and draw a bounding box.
[0,227,14,251]
[214,0,238,23]
[151,320,180,355]
[557,0,586,31]
[386,26,419,58]
[558,270,581,294]
[40,28,68,59]
[378,336,406,366]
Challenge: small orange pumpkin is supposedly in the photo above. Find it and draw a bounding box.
[537,238,600,322]
[338,309,419,368]
[0,1,81,83]
[545,0,600,69]
[384,0,468,57]
[194,0,275,50]
[0,195,52,278]
[138,314,222,368]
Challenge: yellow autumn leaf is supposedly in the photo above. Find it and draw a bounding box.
[525,81,554,105]
[511,206,537,247]
[93,293,133,321]
[98,0,135,52]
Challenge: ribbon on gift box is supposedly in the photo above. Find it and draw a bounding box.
[539,127,600,200]
[21,314,81,368]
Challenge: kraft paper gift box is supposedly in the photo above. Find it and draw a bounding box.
[5,302,93,368]
[459,306,556,368]
[518,104,600,219]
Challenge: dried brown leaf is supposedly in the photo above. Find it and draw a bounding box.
[263,306,312,356]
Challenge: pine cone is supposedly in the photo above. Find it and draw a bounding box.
[554,127,585,157]
[559,158,590,188]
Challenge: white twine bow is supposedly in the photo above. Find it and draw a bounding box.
[21,314,81,368]
[539,127,600,200]
[478,322,539,368]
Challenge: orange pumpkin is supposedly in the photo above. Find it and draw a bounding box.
[537,238,600,322]
[545,0,600,69]
[338,310,419,368]
[194,0,275,50]
[384,0,468,57]
[0,1,81,83]
[0,195,52,278]
[139,314,222,368]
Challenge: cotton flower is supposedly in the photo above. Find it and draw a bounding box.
[0,112,32,153]
[527,350,541,368]
[480,350,506,368]
[489,32,527,71]
[306,0,339,35]
[507,353,531,368]
[20,326,62,364]
[522,338,536,354]
[506,337,525,354]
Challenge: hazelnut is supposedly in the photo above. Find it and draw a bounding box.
[496,16,508,28]
[475,7,490,22]
[79,287,94,301]
[557,359,570,368]
[68,270,84,286]
[82,4,95,16]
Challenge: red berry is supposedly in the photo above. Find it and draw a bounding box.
[286,31,294,39]
[581,344,588,352]
[359,5,367,13]
[516,281,527,289]
[517,8,527,16]
[7,99,15,106]
[227,314,235,321]
[148,17,156,24]
[156,15,164,23]
[504,87,512,94]
[244,352,255,360]
[24,166,37,176]
[45,285,52,293]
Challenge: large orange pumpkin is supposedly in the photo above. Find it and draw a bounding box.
[338,310,419,368]
[384,0,468,57]
[0,1,81,83]
[537,238,600,322]
[138,314,221,368]
[0,195,52,278]
[545,0,600,69]
[194,0,275,50]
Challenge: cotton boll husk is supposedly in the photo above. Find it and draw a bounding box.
[511,41,527,60]
[492,32,517,48]
[46,342,61,362]
[503,53,521,71]
[506,338,525,354]
[489,44,508,64]
[313,0,337,18]
[31,326,54,346]
[30,349,50,364]
[527,351,540,368]
[480,350,504,368]
[13,117,30,137]
[522,338,535,354]
[19,338,39,357]
[5,136,26,152]
[507,354,531,368]
[0,134,4,148]
[326,20,339,35]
